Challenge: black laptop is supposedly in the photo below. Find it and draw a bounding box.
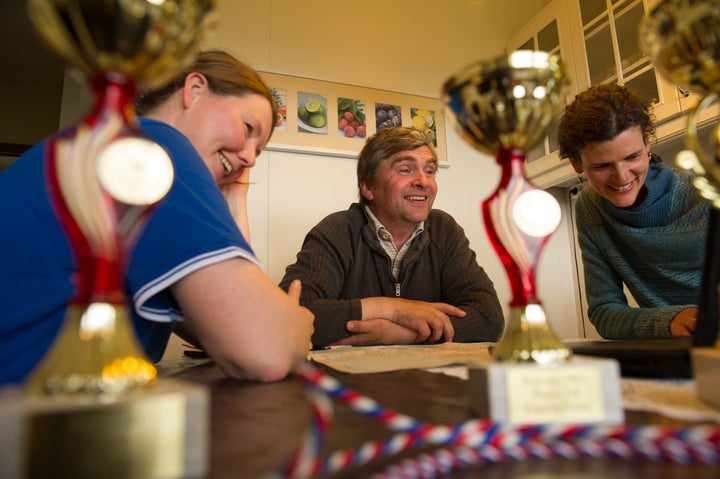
[563,337,694,379]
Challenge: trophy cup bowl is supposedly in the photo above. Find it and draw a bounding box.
[27,0,217,89]
[640,0,720,409]
[442,51,571,364]
[443,50,567,157]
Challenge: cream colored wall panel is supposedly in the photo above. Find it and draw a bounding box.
[203,0,272,69]
[265,152,359,283]
[536,188,583,339]
[202,1,547,98]
[268,1,407,94]
[246,150,271,271]
[401,0,547,98]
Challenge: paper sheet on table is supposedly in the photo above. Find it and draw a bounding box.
[307,342,494,374]
[308,343,720,423]
[621,378,720,423]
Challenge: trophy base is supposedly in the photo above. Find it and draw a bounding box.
[691,347,720,410]
[0,378,208,479]
[468,356,624,425]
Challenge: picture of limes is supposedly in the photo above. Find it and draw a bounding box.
[305,99,321,113]
[298,105,309,122]
[308,113,326,128]
[298,92,328,134]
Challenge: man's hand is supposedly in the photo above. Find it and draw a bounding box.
[331,318,418,346]
[360,297,465,343]
[670,307,697,336]
[390,298,464,342]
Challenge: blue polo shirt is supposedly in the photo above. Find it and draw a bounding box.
[0,118,257,384]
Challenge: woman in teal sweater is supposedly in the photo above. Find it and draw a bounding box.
[557,84,709,339]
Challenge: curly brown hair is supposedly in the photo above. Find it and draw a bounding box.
[557,83,655,165]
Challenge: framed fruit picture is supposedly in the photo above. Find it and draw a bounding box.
[260,72,448,166]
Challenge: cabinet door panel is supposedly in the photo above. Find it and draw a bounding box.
[506,0,578,187]
[615,2,646,71]
[585,22,617,84]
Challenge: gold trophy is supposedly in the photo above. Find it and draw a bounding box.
[0,1,215,477]
[442,51,570,364]
[641,0,720,409]
[442,51,623,424]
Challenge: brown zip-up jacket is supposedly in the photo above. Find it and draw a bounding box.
[280,203,504,348]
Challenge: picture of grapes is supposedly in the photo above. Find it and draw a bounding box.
[375,103,402,132]
[411,108,437,147]
[337,98,366,139]
[271,88,287,131]
[297,92,328,135]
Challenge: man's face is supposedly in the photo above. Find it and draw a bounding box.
[361,145,438,234]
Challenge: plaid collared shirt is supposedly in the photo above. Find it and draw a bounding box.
[364,205,424,280]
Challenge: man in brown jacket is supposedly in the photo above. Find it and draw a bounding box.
[280,127,504,348]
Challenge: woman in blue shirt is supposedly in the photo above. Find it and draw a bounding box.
[0,50,314,384]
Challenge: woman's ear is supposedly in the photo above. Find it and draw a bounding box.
[182,72,209,109]
[569,158,583,174]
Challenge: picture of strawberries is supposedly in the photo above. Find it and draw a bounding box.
[337,97,366,139]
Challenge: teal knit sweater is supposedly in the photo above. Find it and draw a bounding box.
[575,161,710,338]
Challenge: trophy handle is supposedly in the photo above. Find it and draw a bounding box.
[685,92,720,348]
[685,92,720,204]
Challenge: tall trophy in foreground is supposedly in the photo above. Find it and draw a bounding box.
[442,51,570,364]
[641,0,720,409]
[0,1,215,478]
[442,51,622,425]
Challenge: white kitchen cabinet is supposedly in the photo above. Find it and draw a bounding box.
[506,0,580,189]
[571,0,719,162]
[567,0,683,121]
[508,0,719,187]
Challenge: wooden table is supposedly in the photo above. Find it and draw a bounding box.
[160,358,720,478]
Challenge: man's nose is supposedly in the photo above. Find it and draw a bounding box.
[413,171,431,185]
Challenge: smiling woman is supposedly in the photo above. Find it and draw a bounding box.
[557,83,710,341]
[0,49,314,386]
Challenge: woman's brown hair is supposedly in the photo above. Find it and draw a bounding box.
[134,50,278,138]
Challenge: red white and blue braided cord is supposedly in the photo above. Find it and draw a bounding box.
[279,363,720,478]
